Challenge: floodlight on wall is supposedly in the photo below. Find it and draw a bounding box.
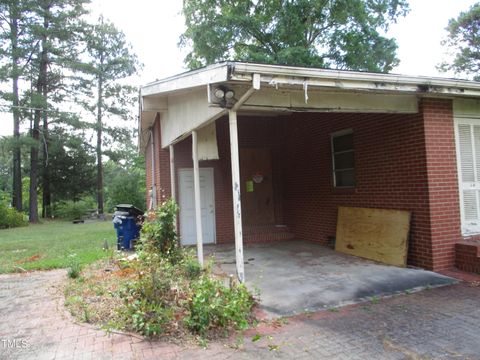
[214,88,225,99]
[225,90,235,99]
[212,86,236,108]
[213,86,235,100]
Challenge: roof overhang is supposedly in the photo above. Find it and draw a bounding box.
[139,61,480,151]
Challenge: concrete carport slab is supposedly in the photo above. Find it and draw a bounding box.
[206,241,457,317]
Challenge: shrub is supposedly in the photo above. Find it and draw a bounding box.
[130,300,173,337]
[183,256,202,280]
[67,254,82,279]
[53,197,96,220]
[0,202,27,229]
[84,199,255,339]
[139,199,179,261]
[185,276,254,336]
[105,169,145,213]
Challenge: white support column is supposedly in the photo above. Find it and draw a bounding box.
[169,144,177,231]
[228,110,245,283]
[192,130,204,267]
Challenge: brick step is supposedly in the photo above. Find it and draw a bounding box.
[243,225,294,243]
[455,241,480,273]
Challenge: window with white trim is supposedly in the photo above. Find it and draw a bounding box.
[455,119,480,235]
[331,129,356,188]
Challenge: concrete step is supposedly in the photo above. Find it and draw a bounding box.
[455,240,480,273]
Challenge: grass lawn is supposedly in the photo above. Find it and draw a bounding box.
[0,220,117,274]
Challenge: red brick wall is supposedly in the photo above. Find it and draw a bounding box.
[145,115,172,208]
[422,99,461,270]
[455,241,480,273]
[147,98,461,270]
[283,98,460,270]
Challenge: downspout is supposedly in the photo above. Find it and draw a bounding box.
[149,128,157,210]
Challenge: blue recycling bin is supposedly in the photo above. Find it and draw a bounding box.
[112,204,143,250]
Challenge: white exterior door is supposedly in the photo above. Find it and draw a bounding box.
[178,168,216,245]
[455,119,480,234]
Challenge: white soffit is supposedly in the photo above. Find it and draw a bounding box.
[160,88,225,147]
[228,85,418,113]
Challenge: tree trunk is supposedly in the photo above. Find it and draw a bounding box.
[29,107,40,223]
[30,15,48,223]
[41,98,50,218]
[96,75,104,215]
[41,121,51,217]
[11,14,22,211]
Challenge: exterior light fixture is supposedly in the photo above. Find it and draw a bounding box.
[212,86,235,108]
[225,90,235,99]
[214,88,225,99]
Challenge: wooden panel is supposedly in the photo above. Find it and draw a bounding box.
[240,148,275,225]
[335,206,411,267]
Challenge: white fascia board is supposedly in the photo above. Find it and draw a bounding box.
[140,63,230,97]
[230,62,480,97]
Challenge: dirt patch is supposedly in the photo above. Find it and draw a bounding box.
[16,254,41,264]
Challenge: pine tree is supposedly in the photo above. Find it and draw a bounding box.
[74,16,140,215]
[27,0,90,222]
[0,0,35,211]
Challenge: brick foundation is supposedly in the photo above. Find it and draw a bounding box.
[455,241,480,273]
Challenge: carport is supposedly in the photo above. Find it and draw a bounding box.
[140,61,480,284]
[207,241,456,317]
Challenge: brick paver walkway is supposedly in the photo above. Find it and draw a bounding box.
[1,270,480,359]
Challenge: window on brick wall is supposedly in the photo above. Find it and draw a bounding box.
[456,120,480,235]
[331,129,356,188]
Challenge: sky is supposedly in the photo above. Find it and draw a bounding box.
[0,0,478,136]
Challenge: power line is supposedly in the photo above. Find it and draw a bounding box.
[0,103,78,115]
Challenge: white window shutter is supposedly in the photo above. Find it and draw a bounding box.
[463,190,478,221]
[457,121,480,233]
[458,124,475,182]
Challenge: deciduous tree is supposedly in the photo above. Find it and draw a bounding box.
[180,0,409,72]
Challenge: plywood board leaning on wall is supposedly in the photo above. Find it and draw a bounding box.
[335,206,411,267]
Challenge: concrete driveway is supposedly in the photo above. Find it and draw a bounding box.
[207,240,456,317]
[1,261,479,359]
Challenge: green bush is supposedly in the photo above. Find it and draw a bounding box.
[140,199,179,261]
[129,299,174,337]
[53,197,96,220]
[116,200,255,339]
[185,276,253,336]
[105,170,145,213]
[0,202,27,229]
[67,254,82,279]
[183,256,202,280]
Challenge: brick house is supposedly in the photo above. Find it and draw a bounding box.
[139,62,480,281]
